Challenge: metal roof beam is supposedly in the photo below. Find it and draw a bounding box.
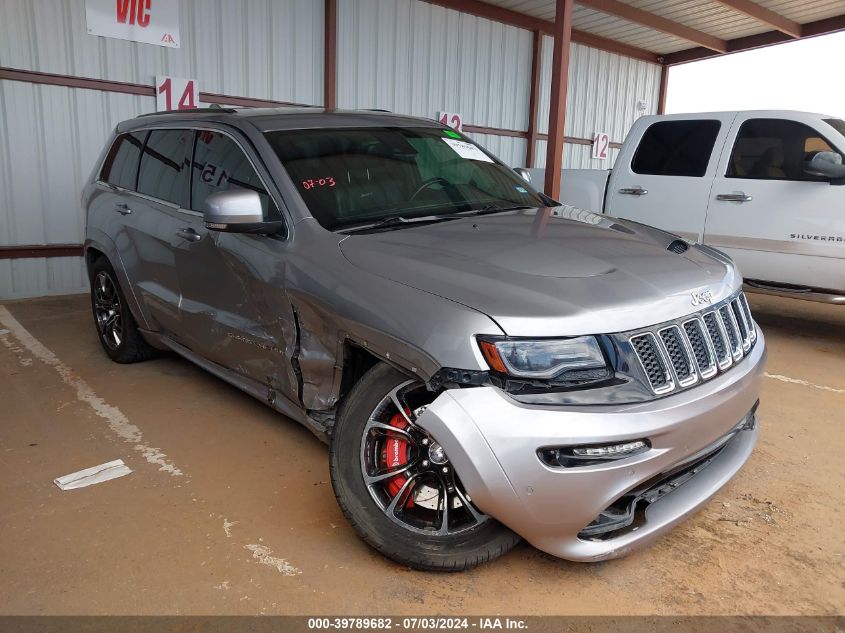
[710,0,801,38]
[577,0,727,52]
[665,12,845,65]
[421,0,660,62]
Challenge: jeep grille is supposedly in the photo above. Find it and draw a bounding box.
[629,291,757,395]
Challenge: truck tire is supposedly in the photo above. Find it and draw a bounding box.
[329,362,520,571]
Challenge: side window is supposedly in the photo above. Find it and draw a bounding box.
[100,131,146,190]
[727,118,843,181]
[631,120,721,177]
[137,129,193,207]
[191,131,273,217]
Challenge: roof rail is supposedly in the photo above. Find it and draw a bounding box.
[136,107,238,118]
[364,108,391,113]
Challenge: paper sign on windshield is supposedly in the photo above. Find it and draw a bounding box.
[442,139,494,163]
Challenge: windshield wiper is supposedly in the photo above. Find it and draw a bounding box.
[339,215,457,234]
[462,203,534,216]
[338,204,535,233]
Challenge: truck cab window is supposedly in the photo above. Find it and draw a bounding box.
[631,120,721,177]
[727,118,843,181]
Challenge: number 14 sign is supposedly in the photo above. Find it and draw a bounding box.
[156,75,199,111]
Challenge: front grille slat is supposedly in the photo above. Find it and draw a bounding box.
[739,293,757,344]
[718,305,743,360]
[731,299,751,351]
[658,326,697,387]
[702,311,731,369]
[629,291,756,396]
[683,318,717,379]
[630,333,673,394]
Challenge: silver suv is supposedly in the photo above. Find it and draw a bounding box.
[83,108,766,570]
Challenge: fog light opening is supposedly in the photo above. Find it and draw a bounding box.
[539,439,650,468]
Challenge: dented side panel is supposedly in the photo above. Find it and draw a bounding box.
[170,212,502,424]
[174,226,300,404]
[282,224,504,413]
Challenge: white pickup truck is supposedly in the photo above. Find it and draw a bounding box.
[527,111,845,304]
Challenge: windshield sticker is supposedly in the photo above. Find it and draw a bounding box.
[442,129,462,139]
[301,177,336,191]
[442,138,494,163]
[514,185,528,193]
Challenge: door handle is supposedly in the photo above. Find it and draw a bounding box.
[114,203,132,215]
[618,186,648,196]
[176,228,202,242]
[716,192,753,202]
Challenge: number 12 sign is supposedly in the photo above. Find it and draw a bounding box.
[438,111,463,133]
[592,132,610,160]
[156,75,199,111]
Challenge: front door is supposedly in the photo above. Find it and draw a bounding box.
[174,129,299,401]
[704,115,845,290]
[606,113,735,242]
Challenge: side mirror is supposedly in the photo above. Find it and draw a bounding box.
[203,189,284,234]
[513,167,532,183]
[804,151,845,180]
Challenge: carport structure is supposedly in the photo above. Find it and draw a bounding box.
[423,0,845,198]
[1,0,845,298]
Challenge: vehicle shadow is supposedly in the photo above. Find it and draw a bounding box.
[746,293,845,347]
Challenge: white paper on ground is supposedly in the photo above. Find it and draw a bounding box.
[441,138,494,163]
[54,459,132,490]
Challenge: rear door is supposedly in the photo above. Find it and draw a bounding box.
[606,113,735,242]
[704,114,845,291]
[95,128,193,338]
[125,128,196,338]
[93,129,148,299]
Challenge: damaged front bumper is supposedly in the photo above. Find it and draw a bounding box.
[415,331,766,562]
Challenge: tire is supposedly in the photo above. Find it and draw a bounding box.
[329,362,520,571]
[89,257,157,364]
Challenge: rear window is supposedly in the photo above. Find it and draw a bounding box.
[632,120,721,177]
[136,129,193,208]
[100,131,146,190]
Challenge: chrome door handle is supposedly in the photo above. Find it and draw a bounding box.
[716,192,753,202]
[618,186,648,196]
[114,203,132,215]
[176,228,202,242]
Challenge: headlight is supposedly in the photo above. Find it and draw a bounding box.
[478,336,607,379]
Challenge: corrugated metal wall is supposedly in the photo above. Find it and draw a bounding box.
[0,0,324,103]
[0,0,324,299]
[533,38,661,168]
[336,0,532,168]
[0,82,155,297]
[1,0,660,298]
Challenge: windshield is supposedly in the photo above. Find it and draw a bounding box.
[264,126,545,230]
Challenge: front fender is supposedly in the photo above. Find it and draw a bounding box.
[284,231,503,412]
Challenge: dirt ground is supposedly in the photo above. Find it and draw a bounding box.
[0,293,842,616]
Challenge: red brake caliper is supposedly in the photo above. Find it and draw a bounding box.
[381,412,414,508]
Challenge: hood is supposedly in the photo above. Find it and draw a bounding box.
[339,208,740,336]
